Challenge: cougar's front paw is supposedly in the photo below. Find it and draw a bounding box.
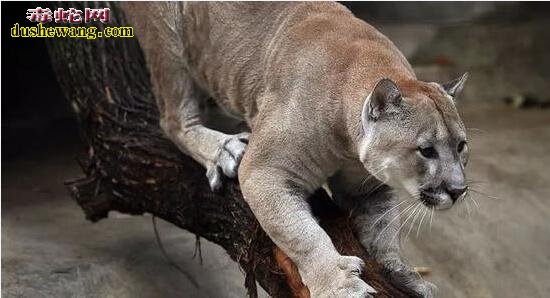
[206,132,249,192]
[309,256,377,298]
[383,257,437,298]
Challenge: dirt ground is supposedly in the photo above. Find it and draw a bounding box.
[2,102,550,298]
[1,140,260,298]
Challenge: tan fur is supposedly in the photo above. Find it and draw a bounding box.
[124,3,468,297]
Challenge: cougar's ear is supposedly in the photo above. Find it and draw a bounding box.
[362,78,402,124]
[442,72,469,98]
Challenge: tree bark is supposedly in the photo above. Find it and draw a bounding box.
[46,2,407,297]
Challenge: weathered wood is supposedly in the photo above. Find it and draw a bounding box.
[47,2,407,297]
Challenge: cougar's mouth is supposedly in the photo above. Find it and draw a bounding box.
[420,191,438,206]
[420,190,453,210]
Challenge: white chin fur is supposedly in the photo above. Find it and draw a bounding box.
[436,199,453,210]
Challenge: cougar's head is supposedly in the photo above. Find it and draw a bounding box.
[359,74,469,210]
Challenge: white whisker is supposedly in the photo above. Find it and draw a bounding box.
[429,207,434,232]
[370,199,409,229]
[469,193,480,210]
[465,195,472,217]
[389,202,421,245]
[459,194,468,217]
[405,204,423,241]
[374,201,416,244]
[357,165,387,193]
[364,181,387,197]
[470,188,500,200]
[416,206,429,237]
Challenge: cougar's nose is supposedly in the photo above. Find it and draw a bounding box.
[447,184,467,203]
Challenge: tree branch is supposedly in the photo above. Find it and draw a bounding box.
[47,2,407,297]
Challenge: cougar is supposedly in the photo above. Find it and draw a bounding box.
[124,2,469,297]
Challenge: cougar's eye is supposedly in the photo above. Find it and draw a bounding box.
[418,146,437,159]
[457,141,467,153]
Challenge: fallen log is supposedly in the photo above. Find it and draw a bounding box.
[46,2,407,297]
